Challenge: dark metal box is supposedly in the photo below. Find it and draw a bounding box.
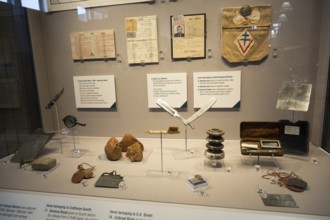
[279,120,309,155]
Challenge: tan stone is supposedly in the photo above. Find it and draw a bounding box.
[119,133,144,152]
[126,142,143,162]
[104,137,122,161]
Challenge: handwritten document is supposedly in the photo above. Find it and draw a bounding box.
[125,15,159,64]
[70,29,116,60]
[171,14,206,59]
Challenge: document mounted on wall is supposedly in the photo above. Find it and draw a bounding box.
[147,73,187,108]
[73,75,116,109]
[125,15,159,64]
[70,30,116,60]
[276,82,312,112]
[47,0,154,12]
[193,71,241,109]
[170,13,206,60]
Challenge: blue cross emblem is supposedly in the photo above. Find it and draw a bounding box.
[239,31,251,46]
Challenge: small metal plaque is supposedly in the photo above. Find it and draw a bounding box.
[261,193,298,208]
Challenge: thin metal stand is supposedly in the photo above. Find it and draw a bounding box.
[53,103,63,154]
[144,129,179,177]
[54,103,61,134]
[145,132,178,177]
[170,125,204,160]
[160,133,163,172]
[71,128,81,157]
[185,124,188,151]
[248,154,280,170]
[291,110,295,122]
[257,155,260,165]
[72,129,77,150]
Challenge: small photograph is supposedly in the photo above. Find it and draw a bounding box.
[173,25,185,37]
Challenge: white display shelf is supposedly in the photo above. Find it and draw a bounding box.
[0,136,329,219]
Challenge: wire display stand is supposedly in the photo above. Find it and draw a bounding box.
[145,129,180,177]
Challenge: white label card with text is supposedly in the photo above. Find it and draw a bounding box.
[147,73,187,108]
[0,190,320,220]
[73,75,116,109]
[193,71,241,109]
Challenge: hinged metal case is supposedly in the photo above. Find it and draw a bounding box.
[240,121,284,156]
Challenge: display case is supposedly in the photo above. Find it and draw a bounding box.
[1,0,330,219]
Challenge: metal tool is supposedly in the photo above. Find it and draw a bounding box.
[156,98,188,126]
[185,97,217,126]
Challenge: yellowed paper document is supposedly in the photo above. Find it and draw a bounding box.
[171,14,205,59]
[125,15,159,64]
[70,29,116,60]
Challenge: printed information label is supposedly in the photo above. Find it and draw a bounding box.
[0,190,317,220]
[147,73,187,108]
[73,75,116,109]
[193,71,241,108]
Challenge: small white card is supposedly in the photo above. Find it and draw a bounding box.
[193,71,241,108]
[147,73,187,108]
[73,75,116,109]
[284,125,300,136]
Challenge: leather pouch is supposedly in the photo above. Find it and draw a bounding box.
[71,163,95,183]
[71,170,85,183]
[95,171,123,188]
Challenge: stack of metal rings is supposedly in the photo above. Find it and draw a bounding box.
[205,128,225,161]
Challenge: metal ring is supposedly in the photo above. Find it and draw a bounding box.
[204,149,225,160]
[206,128,225,137]
[206,143,224,151]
